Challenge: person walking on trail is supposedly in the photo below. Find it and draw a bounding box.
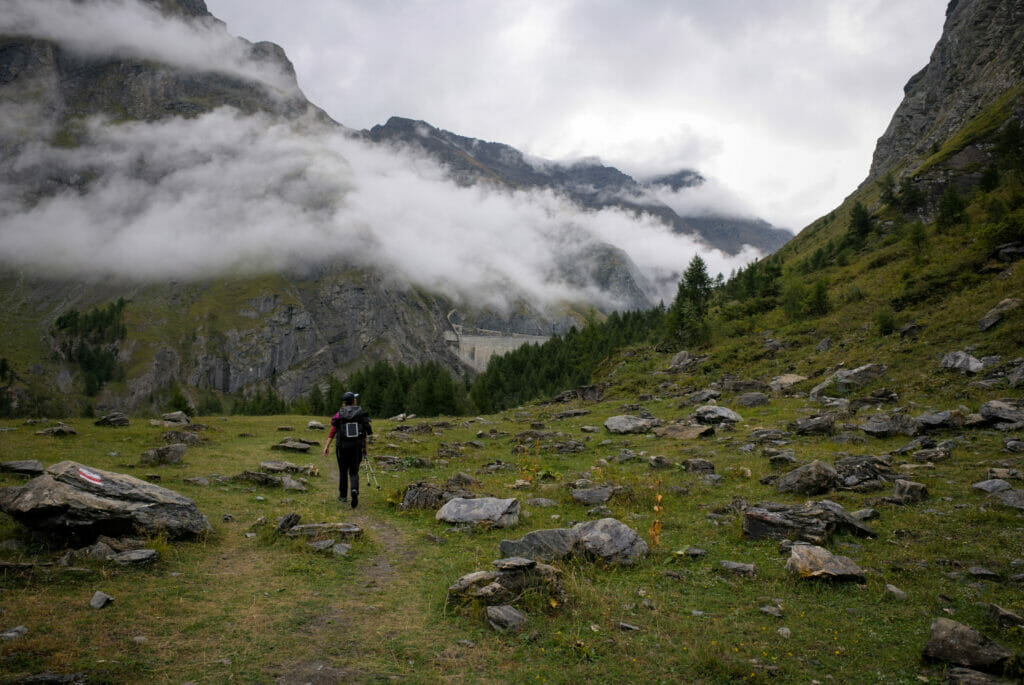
[323,391,372,508]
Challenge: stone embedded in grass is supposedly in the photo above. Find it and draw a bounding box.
[163,430,200,446]
[140,444,187,466]
[769,374,806,394]
[498,518,648,565]
[570,485,617,506]
[719,561,757,577]
[285,523,361,540]
[653,424,714,440]
[307,539,334,552]
[35,423,76,437]
[789,414,835,436]
[486,605,526,632]
[736,392,769,407]
[436,497,520,528]
[108,549,158,566]
[90,591,114,609]
[760,605,783,618]
[922,617,1013,674]
[987,603,1024,628]
[885,584,907,600]
[990,489,1024,510]
[682,458,715,473]
[972,479,1012,494]
[978,297,1020,331]
[835,455,895,491]
[307,420,324,430]
[1,625,28,641]
[785,544,865,582]
[809,363,887,400]
[260,460,318,476]
[979,400,1024,428]
[885,479,929,505]
[604,415,657,434]
[270,439,312,453]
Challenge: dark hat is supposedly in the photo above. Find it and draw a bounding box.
[342,391,359,402]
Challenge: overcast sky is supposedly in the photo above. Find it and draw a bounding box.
[204,0,948,231]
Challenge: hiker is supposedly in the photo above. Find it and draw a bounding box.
[323,391,372,508]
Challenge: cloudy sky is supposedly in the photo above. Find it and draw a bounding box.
[205,0,949,231]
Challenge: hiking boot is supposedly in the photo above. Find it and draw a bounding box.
[338,495,347,503]
[351,490,358,509]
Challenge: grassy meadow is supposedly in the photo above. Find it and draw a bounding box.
[1,373,1022,683]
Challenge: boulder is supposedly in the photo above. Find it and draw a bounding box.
[436,497,520,528]
[0,461,211,543]
[736,392,769,408]
[834,455,895,491]
[980,400,1024,428]
[922,618,1013,674]
[307,421,325,430]
[94,412,130,427]
[719,560,757,577]
[260,460,318,476]
[570,485,621,506]
[0,460,44,477]
[140,444,187,466]
[498,528,578,562]
[742,500,876,544]
[809,364,887,400]
[668,350,699,371]
[785,544,865,582]
[990,489,1024,511]
[652,424,714,439]
[648,455,674,470]
[776,460,839,495]
[603,415,656,434]
[108,549,158,566]
[693,405,743,425]
[35,423,76,437]
[914,410,963,431]
[941,351,984,375]
[682,458,715,473]
[486,605,527,632]
[161,411,190,425]
[688,389,721,404]
[572,518,648,565]
[271,439,312,453]
[972,479,1012,494]
[769,374,807,394]
[887,479,928,504]
[400,481,446,510]
[978,298,1020,331]
[790,414,835,435]
[163,430,200,446]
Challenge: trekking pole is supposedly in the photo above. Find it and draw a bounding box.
[363,442,380,490]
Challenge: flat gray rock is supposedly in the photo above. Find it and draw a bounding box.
[810,364,886,400]
[743,500,876,544]
[785,544,865,582]
[0,625,28,641]
[285,522,362,539]
[0,460,44,476]
[693,405,743,424]
[499,528,577,562]
[922,618,1012,674]
[603,415,656,434]
[719,560,757,577]
[972,479,1012,494]
[570,486,615,506]
[941,351,984,374]
[436,497,520,528]
[486,605,527,632]
[790,414,835,435]
[990,489,1024,510]
[90,591,114,609]
[95,412,130,427]
[139,444,187,466]
[108,549,158,565]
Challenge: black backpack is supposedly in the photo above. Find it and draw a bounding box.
[334,405,364,444]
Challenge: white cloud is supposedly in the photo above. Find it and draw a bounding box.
[0,108,756,312]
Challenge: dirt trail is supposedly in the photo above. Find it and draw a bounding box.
[271,509,425,684]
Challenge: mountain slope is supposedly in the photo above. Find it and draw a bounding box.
[367,116,792,255]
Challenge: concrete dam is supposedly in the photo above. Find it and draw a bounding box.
[444,314,550,372]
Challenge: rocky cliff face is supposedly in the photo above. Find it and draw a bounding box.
[866,0,1024,184]
[367,116,792,255]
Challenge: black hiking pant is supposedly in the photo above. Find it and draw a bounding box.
[335,442,363,499]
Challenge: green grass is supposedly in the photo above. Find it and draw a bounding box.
[1,387,1022,683]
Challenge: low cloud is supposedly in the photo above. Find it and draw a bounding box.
[1,0,296,93]
[0,108,762,314]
